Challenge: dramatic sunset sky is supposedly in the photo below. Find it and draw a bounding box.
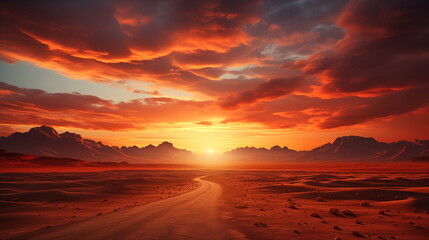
[0,0,428,153]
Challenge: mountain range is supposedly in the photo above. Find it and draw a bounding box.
[223,136,429,163]
[0,126,428,164]
[0,126,194,164]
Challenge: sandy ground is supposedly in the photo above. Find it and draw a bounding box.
[207,170,429,240]
[0,170,201,239]
[13,177,227,240]
[1,169,429,240]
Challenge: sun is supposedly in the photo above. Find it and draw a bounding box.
[207,149,215,154]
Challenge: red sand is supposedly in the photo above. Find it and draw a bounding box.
[0,170,201,239]
[1,167,428,239]
[207,170,429,240]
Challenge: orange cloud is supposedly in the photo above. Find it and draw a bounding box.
[318,86,429,129]
[290,0,429,95]
[1,0,428,135]
[0,0,264,97]
[0,82,218,131]
[195,121,213,126]
[217,77,304,109]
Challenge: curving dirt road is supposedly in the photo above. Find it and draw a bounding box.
[17,177,230,240]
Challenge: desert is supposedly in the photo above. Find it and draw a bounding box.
[0,170,201,239]
[1,0,429,239]
[208,169,429,240]
[1,166,429,240]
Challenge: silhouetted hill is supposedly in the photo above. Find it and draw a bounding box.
[0,149,130,167]
[1,127,427,164]
[223,146,303,163]
[0,126,195,164]
[303,136,429,161]
[224,136,429,162]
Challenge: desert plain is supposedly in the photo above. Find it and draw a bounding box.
[1,165,428,240]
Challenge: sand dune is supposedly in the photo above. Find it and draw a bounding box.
[0,170,201,239]
[297,188,429,201]
[13,177,228,240]
[258,185,314,193]
[1,169,428,240]
[0,190,97,202]
[207,170,429,240]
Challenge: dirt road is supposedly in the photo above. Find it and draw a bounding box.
[16,177,230,240]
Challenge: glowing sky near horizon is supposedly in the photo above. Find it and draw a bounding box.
[0,0,428,153]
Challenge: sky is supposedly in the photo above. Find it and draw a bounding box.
[0,0,428,153]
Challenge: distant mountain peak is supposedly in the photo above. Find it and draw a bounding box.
[60,131,82,139]
[270,145,282,151]
[1,126,427,163]
[158,141,174,148]
[28,125,59,139]
[31,125,55,132]
[0,126,194,164]
[225,135,428,162]
[330,136,381,152]
[333,136,378,144]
